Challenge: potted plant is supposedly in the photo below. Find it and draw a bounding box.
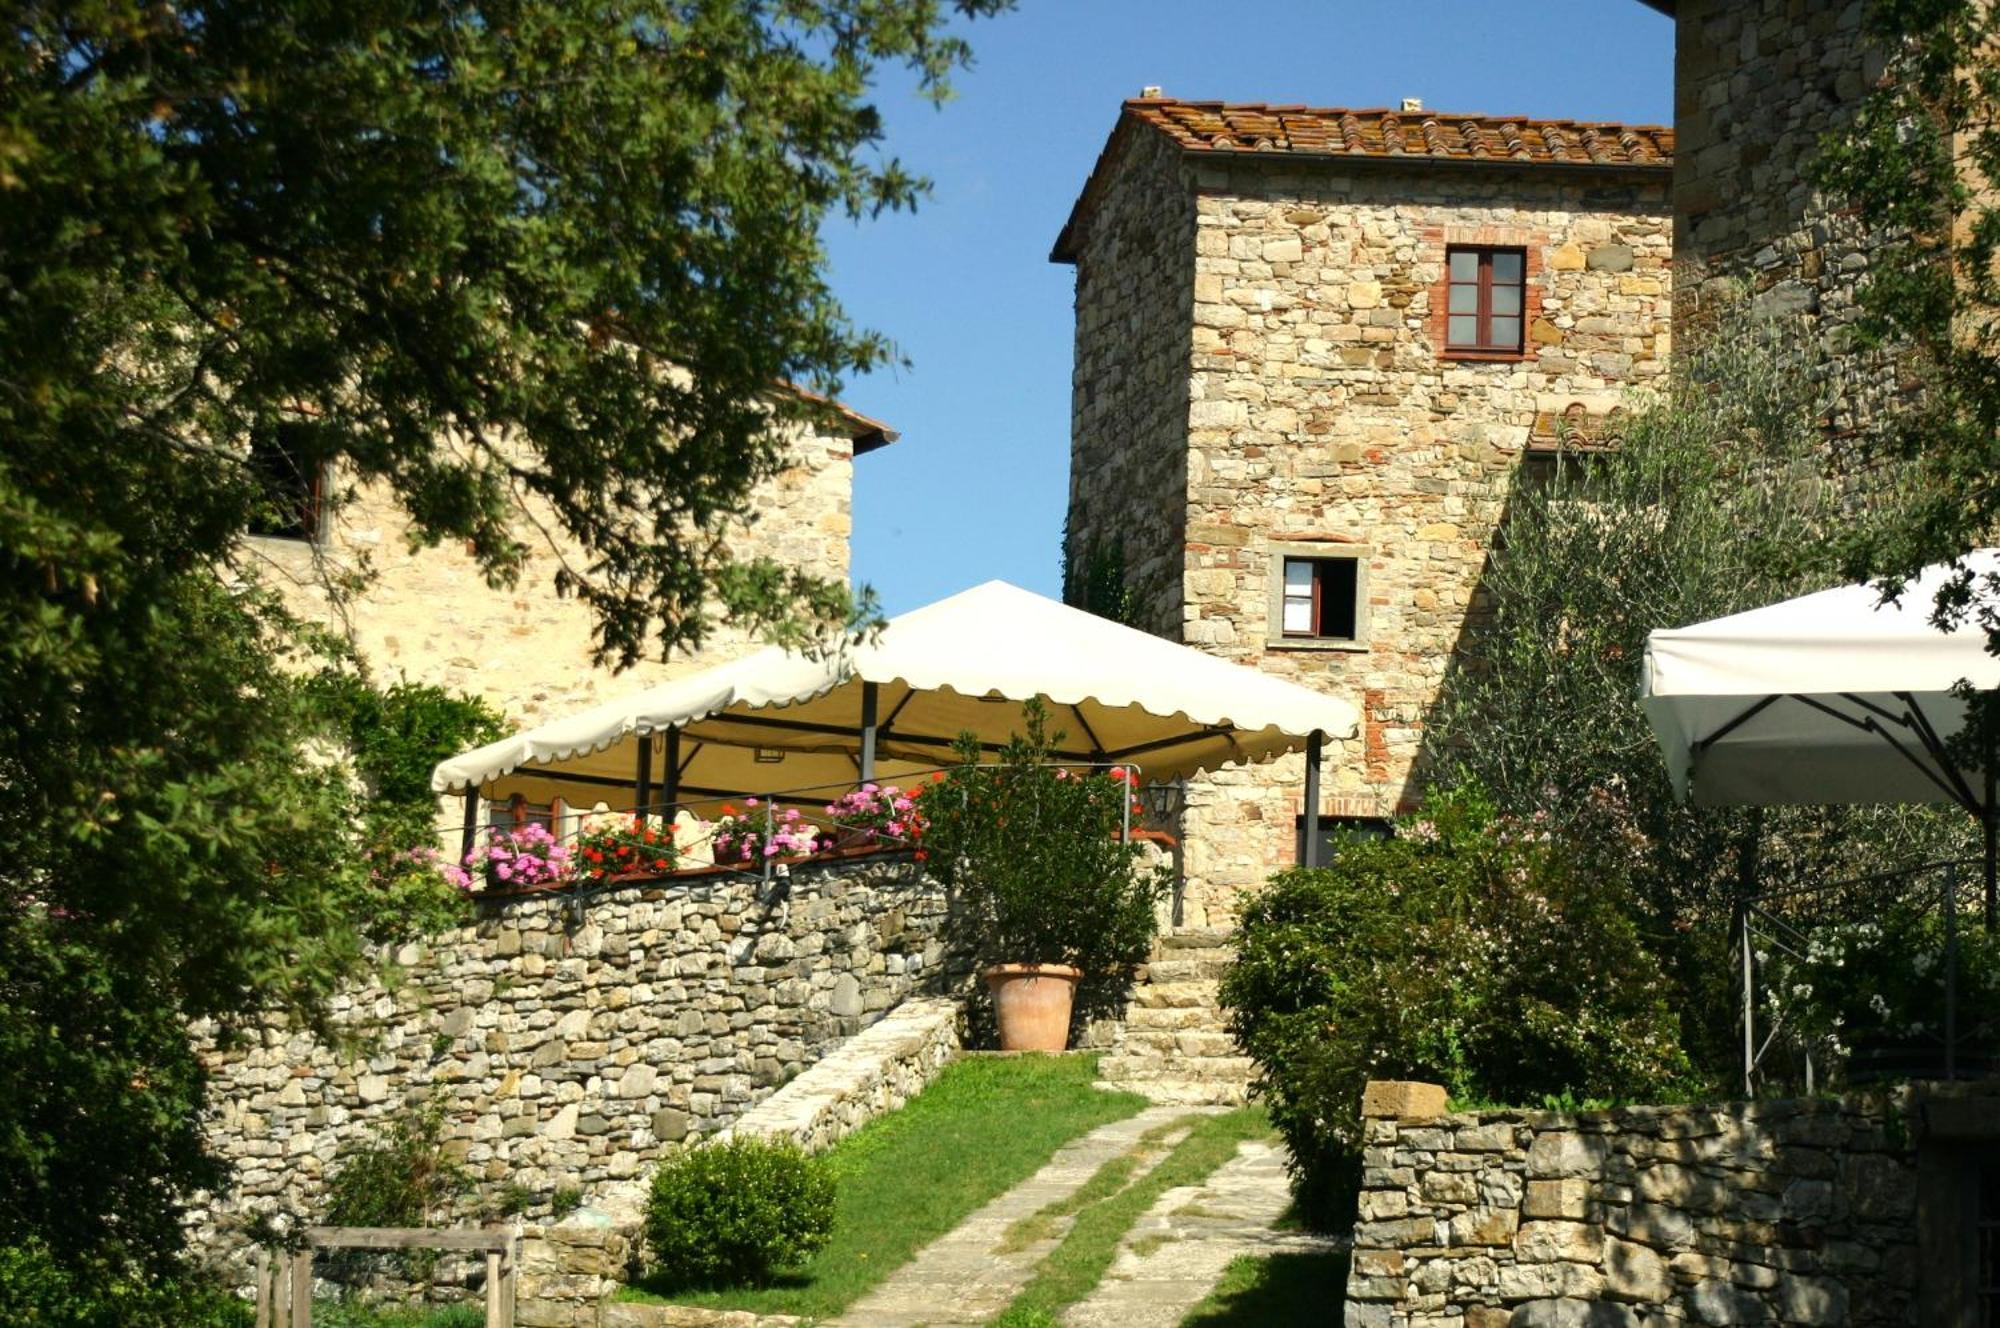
[711,799,821,865]
[435,822,573,892]
[575,814,679,883]
[919,700,1163,1051]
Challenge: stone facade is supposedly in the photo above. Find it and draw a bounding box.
[193,852,946,1255]
[1344,1080,2000,1327]
[1059,101,1673,922]
[247,411,886,733]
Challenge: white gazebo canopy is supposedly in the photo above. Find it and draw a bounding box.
[1641,551,2000,810]
[433,580,1360,826]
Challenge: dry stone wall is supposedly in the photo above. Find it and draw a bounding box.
[1345,1081,2000,1327]
[192,853,946,1254]
[1061,135,1672,922]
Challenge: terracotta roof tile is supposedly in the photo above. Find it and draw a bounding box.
[1126,98,1672,167]
[1055,97,1672,262]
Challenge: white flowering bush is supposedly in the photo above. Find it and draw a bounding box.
[1761,907,2000,1071]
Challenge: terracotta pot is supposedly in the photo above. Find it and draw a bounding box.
[983,963,1083,1052]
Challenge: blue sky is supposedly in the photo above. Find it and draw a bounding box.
[829,0,1674,617]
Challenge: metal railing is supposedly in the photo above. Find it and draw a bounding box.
[1737,856,1987,1097]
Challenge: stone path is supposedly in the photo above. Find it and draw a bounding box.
[1061,1138,1337,1328]
[824,1106,1192,1328]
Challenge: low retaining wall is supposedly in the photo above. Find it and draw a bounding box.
[516,997,963,1328]
[194,852,947,1254]
[1345,1080,2000,1328]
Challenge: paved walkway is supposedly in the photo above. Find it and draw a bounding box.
[825,1106,1192,1328]
[1061,1138,1337,1328]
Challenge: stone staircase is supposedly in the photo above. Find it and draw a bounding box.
[1097,929,1255,1106]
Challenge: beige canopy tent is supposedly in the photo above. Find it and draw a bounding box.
[432,580,1361,861]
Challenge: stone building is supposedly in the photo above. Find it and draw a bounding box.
[1056,96,1674,924]
[246,397,895,734]
[1646,0,1879,333]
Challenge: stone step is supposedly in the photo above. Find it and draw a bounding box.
[1131,980,1220,1010]
[1124,1004,1225,1032]
[1098,1052,1257,1081]
[1116,1029,1238,1059]
[1154,927,1236,952]
[1098,1076,1251,1108]
[1138,955,1234,984]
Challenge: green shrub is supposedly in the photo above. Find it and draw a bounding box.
[643,1137,835,1289]
[324,1094,472,1282]
[1222,782,1692,1230]
[0,1242,251,1328]
[920,700,1163,979]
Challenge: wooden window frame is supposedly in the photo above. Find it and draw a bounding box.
[1266,545,1369,651]
[1443,245,1526,358]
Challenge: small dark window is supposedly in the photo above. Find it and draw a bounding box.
[1295,815,1393,866]
[1281,557,1360,641]
[247,425,325,541]
[1445,247,1525,354]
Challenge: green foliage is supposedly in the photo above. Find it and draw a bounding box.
[0,1241,251,1328]
[623,1053,1145,1319]
[1060,523,1138,628]
[325,1096,474,1231]
[1222,784,1692,1230]
[310,1302,483,1328]
[1763,905,2000,1074]
[1811,0,2000,631]
[0,0,1008,1295]
[549,1186,585,1221]
[643,1137,836,1291]
[920,700,1163,979]
[1425,308,1971,1080]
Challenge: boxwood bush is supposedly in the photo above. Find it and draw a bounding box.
[1222,782,1693,1230]
[643,1137,835,1289]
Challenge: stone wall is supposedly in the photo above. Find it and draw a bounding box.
[1062,123,1199,641]
[1060,129,1672,922]
[1344,1080,2000,1328]
[516,998,961,1328]
[1669,0,1892,427]
[193,852,947,1253]
[245,416,867,733]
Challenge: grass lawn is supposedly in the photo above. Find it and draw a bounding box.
[988,1105,1273,1328]
[620,1052,1147,1320]
[1178,1250,1350,1327]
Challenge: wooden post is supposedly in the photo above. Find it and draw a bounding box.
[461,788,479,860]
[859,681,879,784]
[486,1250,504,1326]
[1301,730,1324,868]
[289,1250,312,1328]
[634,732,654,818]
[490,1248,508,1328]
[255,1248,273,1328]
[661,727,682,818]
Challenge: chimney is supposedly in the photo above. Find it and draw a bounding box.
[1401,97,1424,113]
[1140,85,1164,98]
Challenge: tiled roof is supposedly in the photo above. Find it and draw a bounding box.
[784,382,899,454]
[1055,98,1672,262]
[1128,99,1673,168]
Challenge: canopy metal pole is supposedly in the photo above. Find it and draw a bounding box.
[461,788,479,860]
[634,733,653,819]
[1945,862,1961,1081]
[1301,730,1324,868]
[859,682,879,784]
[1984,705,1997,932]
[662,728,681,818]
